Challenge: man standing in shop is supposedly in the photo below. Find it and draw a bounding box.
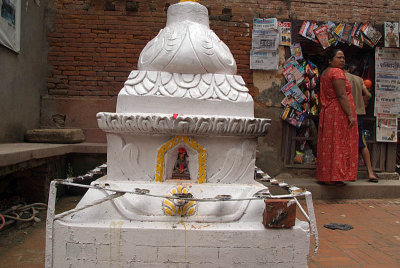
[344,64,379,182]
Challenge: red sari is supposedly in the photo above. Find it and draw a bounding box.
[316,68,358,182]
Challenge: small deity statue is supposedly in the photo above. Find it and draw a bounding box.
[171,147,190,179]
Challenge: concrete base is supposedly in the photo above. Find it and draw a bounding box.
[51,219,310,267]
[46,180,311,267]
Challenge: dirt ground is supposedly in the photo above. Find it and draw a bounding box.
[0,196,81,267]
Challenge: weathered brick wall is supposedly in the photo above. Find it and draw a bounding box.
[43,0,400,174]
[46,0,400,98]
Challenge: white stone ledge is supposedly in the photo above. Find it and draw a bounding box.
[97,112,271,137]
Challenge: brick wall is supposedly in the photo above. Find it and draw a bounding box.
[46,0,400,98]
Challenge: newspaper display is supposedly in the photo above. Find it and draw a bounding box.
[253,18,278,30]
[375,47,400,117]
[375,47,400,142]
[251,18,279,70]
[0,0,20,52]
[278,21,291,46]
[375,90,400,115]
[384,22,399,48]
[250,50,278,70]
[376,113,398,143]
[252,29,279,51]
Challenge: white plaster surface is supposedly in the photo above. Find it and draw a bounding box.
[50,180,310,267]
[105,134,257,184]
[116,72,254,117]
[47,1,310,267]
[97,112,270,136]
[52,219,309,267]
[64,180,266,222]
[138,2,236,75]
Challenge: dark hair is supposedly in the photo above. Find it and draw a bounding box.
[326,48,343,61]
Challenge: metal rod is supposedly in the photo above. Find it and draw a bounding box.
[45,181,57,268]
[55,181,306,202]
[54,192,124,220]
[293,196,310,222]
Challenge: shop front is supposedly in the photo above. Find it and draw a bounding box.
[252,19,399,176]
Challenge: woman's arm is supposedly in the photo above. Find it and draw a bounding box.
[333,79,356,127]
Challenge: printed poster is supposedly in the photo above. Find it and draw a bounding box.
[252,29,279,51]
[384,22,399,48]
[250,50,278,70]
[376,113,398,143]
[375,90,400,115]
[278,21,291,46]
[375,47,400,117]
[0,0,20,52]
[253,18,278,31]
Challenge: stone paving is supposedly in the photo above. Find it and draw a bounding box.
[306,199,400,267]
[0,197,399,267]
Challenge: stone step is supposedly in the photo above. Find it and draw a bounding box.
[259,176,400,200]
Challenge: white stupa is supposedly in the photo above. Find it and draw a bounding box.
[45,1,311,267]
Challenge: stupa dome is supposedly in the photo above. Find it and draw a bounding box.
[138,1,237,75]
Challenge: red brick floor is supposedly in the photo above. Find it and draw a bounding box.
[0,197,399,267]
[303,199,400,267]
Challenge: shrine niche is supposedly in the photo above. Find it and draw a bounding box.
[155,135,206,183]
[171,147,190,179]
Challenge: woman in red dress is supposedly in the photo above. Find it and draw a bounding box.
[316,49,358,185]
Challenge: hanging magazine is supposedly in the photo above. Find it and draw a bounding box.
[290,43,303,60]
[384,22,399,48]
[352,23,364,48]
[341,23,353,44]
[326,21,337,46]
[299,21,319,43]
[280,105,307,128]
[314,24,329,49]
[282,61,305,85]
[281,80,307,103]
[361,23,382,46]
[281,95,303,112]
[278,21,292,46]
[333,23,345,40]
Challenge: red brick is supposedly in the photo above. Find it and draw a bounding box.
[262,199,296,228]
